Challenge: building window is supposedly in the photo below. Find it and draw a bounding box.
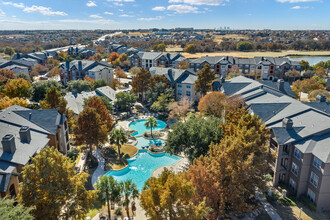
[307,188,315,203]
[178,90,182,95]
[294,148,301,160]
[178,83,182,88]
[313,157,322,170]
[186,91,191,96]
[289,178,296,191]
[186,84,191,89]
[310,171,319,187]
[291,162,299,176]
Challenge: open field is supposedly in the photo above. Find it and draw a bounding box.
[213,34,249,44]
[182,50,330,58]
[166,45,184,52]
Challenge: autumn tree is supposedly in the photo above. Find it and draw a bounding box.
[188,108,272,218]
[73,107,108,155]
[315,67,326,78]
[0,69,15,85]
[168,96,193,121]
[140,169,209,220]
[285,70,301,83]
[178,60,189,69]
[85,96,113,132]
[0,197,34,220]
[114,66,128,82]
[35,64,48,73]
[40,87,67,113]
[308,89,330,102]
[184,44,196,53]
[18,147,96,220]
[0,96,28,110]
[108,52,119,63]
[166,115,223,162]
[194,64,215,96]
[3,78,31,98]
[156,43,166,52]
[149,74,170,89]
[47,67,61,77]
[292,78,324,99]
[301,60,310,71]
[4,46,15,56]
[110,78,120,90]
[131,67,151,101]
[92,53,103,61]
[198,92,227,118]
[128,66,141,76]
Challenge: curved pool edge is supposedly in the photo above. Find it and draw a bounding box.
[151,156,186,178]
[128,119,167,137]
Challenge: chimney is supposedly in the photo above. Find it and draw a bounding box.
[66,60,70,71]
[316,94,326,102]
[277,79,284,91]
[78,61,83,71]
[168,68,172,75]
[76,47,79,54]
[29,112,32,121]
[1,134,16,154]
[282,118,293,130]
[19,126,31,143]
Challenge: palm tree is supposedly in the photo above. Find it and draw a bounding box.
[109,128,128,159]
[121,180,139,219]
[95,176,122,220]
[144,117,158,139]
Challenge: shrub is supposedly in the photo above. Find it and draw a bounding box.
[67,147,80,161]
[264,174,273,182]
[299,195,317,212]
[115,208,122,216]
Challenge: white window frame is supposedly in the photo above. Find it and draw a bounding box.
[291,162,299,176]
[310,171,319,188]
[313,157,322,170]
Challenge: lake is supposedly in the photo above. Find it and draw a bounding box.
[286,56,330,66]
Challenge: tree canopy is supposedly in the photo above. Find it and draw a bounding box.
[198,92,227,118]
[131,68,151,101]
[166,115,223,162]
[0,197,34,220]
[18,147,96,220]
[31,80,63,102]
[3,78,31,98]
[115,92,137,110]
[0,96,28,110]
[40,86,67,114]
[67,80,91,93]
[194,64,215,96]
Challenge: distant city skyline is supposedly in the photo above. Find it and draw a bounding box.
[0,0,329,30]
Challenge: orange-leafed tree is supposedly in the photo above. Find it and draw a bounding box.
[40,87,67,114]
[0,96,28,110]
[0,69,15,85]
[84,96,113,132]
[188,108,272,218]
[131,67,151,101]
[198,92,227,118]
[108,52,119,63]
[3,78,31,98]
[194,64,215,96]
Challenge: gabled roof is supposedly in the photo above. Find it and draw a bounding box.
[149,67,196,84]
[95,86,117,102]
[303,102,330,115]
[250,103,291,122]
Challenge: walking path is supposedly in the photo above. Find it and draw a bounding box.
[91,148,106,186]
[255,191,282,220]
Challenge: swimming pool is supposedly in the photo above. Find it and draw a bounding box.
[129,119,167,137]
[106,152,182,191]
[135,136,165,149]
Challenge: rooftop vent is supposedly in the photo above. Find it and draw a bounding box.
[1,134,16,154]
[282,117,293,130]
[316,94,326,102]
[277,79,284,91]
[19,126,31,143]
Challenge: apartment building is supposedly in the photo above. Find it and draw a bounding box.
[219,76,330,211]
[149,67,201,102]
[189,56,301,80]
[59,60,114,85]
[0,105,70,199]
[129,52,185,69]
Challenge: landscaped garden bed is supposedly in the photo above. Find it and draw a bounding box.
[101,144,138,171]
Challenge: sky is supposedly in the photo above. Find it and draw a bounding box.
[0,0,329,30]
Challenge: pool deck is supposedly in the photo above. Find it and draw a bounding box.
[151,157,190,178]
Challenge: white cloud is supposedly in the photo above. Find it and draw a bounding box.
[114,2,124,6]
[118,9,124,12]
[86,1,97,7]
[104,11,114,15]
[152,6,166,11]
[167,4,199,13]
[137,16,163,21]
[58,19,116,25]
[90,14,103,18]
[120,14,134,17]
[23,5,67,16]
[168,0,229,6]
[3,1,25,8]
[291,5,309,9]
[276,0,320,3]
[0,9,5,16]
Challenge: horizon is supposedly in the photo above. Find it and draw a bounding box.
[0,0,329,30]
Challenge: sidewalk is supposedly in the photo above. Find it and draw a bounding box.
[255,191,282,220]
[91,148,106,186]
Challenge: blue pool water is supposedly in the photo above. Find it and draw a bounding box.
[135,136,165,149]
[106,152,182,191]
[129,119,167,137]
